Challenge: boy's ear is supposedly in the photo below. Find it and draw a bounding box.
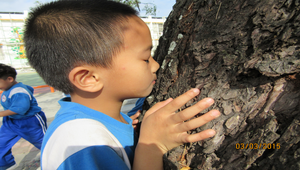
[68,66,104,92]
[7,77,14,83]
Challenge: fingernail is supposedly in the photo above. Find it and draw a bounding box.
[206,98,214,104]
[192,88,200,94]
[209,130,216,136]
[211,110,220,117]
[167,98,173,102]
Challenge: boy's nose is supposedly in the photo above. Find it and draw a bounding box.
[151,57,160,73]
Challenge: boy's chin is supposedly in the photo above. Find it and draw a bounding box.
[131,92,152,99]
[124,88,154,99]
[142,89,154,97]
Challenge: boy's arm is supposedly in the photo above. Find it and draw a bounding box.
[0,110,17,117]
[9,93,31,115]
[133,88,220,170]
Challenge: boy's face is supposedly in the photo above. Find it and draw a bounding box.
[102,16,160,100]
[0,77,14,91]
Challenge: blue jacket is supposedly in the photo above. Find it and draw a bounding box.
[1,82,41,119]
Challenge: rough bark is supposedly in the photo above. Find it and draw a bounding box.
[142,0,300,169]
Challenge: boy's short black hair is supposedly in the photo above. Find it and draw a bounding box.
[24,0,138,94]
[0,64,17,80]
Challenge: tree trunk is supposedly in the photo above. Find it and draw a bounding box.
[142,0,300,169]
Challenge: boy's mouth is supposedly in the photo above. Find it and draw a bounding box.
[152,78,157,84]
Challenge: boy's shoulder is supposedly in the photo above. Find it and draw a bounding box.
[16,82,34,92]
[42,116,131,169]
[45,99,134,144]
[4,82,33,99]
[41,100,134,169]
[7,82,32,91]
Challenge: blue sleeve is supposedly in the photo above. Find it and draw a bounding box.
[58,146,130,170]
[127,97,146,117]
[9,93,31,115]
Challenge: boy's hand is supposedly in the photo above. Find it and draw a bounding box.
[130,110,140,129]
[0,110,17,117]
[138,88,220,153]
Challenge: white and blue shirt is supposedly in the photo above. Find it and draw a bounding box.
[1,82,41,119]
[41,97,136,170]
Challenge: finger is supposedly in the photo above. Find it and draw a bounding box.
[132,119,139,125]
[160,88,200,114]
[171,98,215,123]
[144,98,173,118]
[176,110,220,132]
[181,129,216,143]
[130,110,140,120]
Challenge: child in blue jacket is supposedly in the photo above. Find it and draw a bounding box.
[0,64,47,170]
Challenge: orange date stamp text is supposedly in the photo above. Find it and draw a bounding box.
[236,143,280,150]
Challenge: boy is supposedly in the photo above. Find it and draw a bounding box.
[0,64,47,170]
[25,0,220,169]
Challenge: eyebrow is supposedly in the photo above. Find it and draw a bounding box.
[145,45,153,51]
